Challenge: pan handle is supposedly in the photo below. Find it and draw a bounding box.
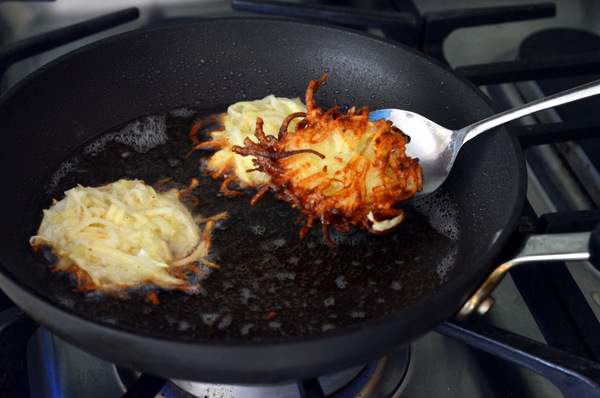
[456,224,600,319]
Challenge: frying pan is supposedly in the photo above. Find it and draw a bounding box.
[0,18,525,383]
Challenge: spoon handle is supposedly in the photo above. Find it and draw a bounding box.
[461,78,600,144]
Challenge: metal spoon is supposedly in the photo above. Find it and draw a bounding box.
[369,79,600,198]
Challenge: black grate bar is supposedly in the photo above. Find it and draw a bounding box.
[456,52,600,86]
[509,202,600,361]
[513,119,600,148]
[511,261,594,357]
[420,3,555,61]
[536,211,600,361]
[297,378,326,398]
[231,0,418,46]
[437,319,600,398]
[121,373,168,398]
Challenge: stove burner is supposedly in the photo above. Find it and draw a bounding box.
[27,326,410,398]
[117,347,409,398]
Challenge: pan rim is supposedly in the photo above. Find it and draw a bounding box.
[0,16,527,382]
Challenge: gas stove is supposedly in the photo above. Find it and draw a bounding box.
[1,1,600,397]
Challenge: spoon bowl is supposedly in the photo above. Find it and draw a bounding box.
[370,79,600,198]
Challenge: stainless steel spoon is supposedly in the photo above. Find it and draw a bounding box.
[369,79,600,198]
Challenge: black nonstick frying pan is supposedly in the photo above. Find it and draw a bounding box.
[0,17,525,383]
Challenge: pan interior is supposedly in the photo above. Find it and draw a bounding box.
[21,104,462,342]
[0,22,525,374]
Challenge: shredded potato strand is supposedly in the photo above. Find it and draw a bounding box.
[190,95,307,189]
[194,75,422,246]
[30,179,219,291]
